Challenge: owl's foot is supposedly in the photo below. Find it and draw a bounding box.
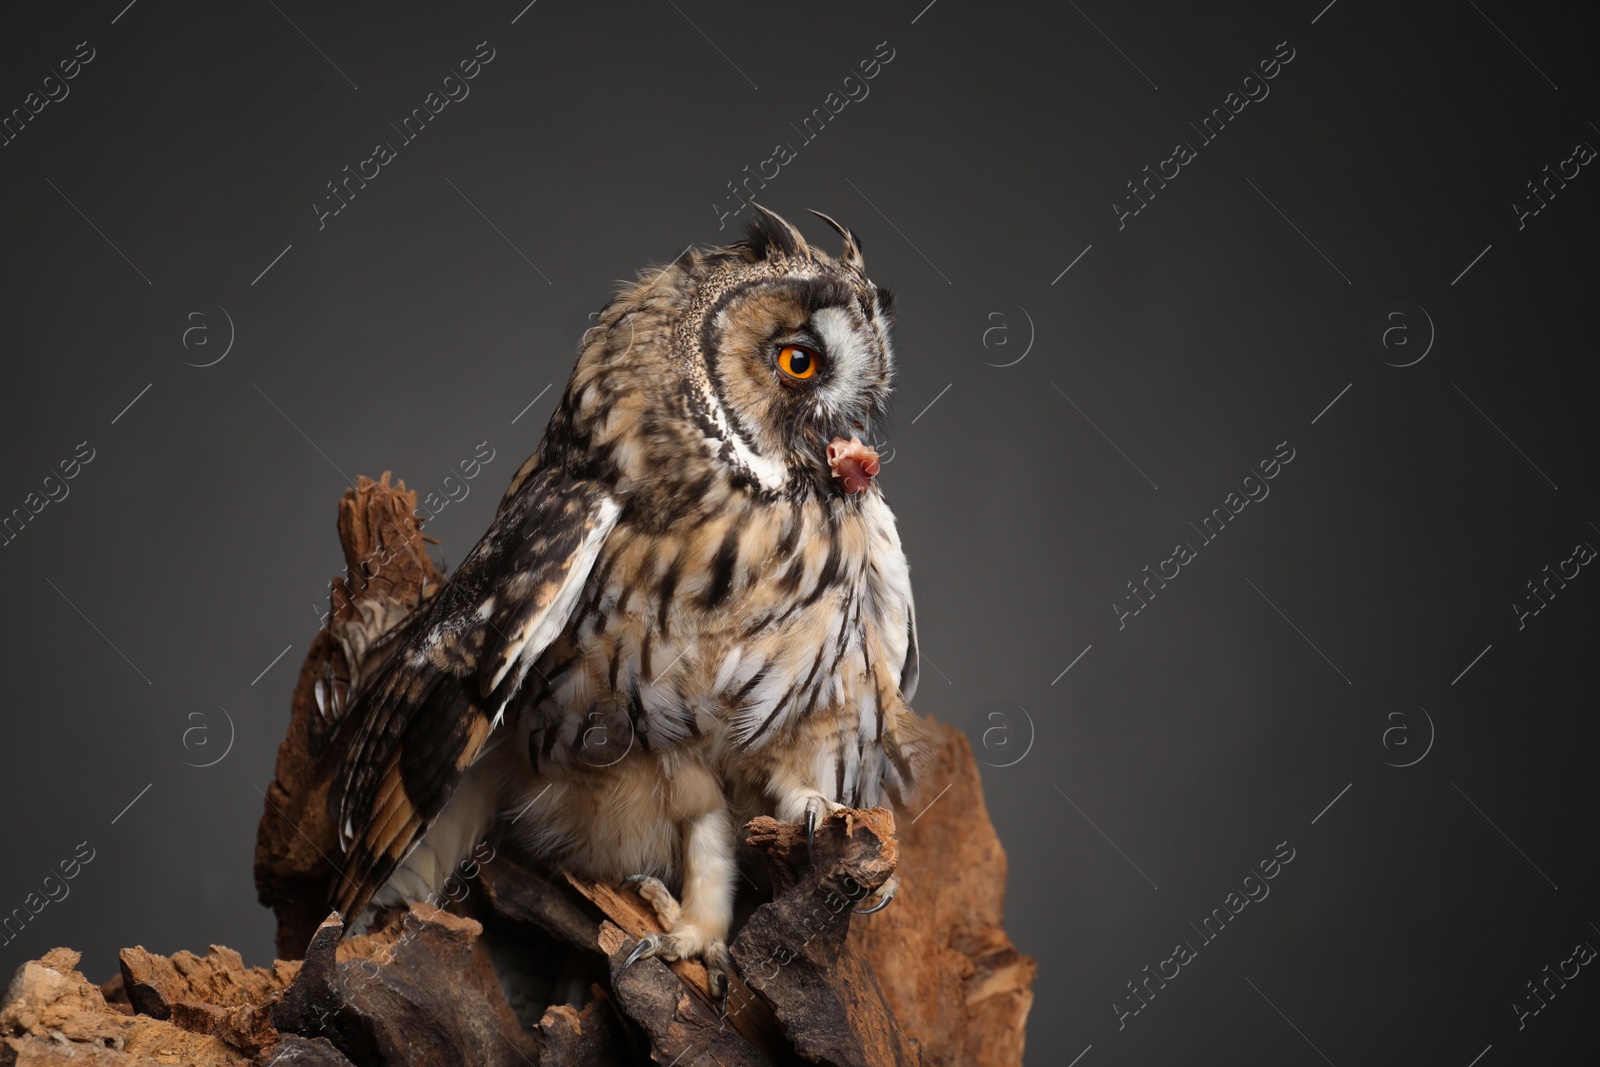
[624,873,680,928]
[854,873,899,914]
[783,799,898,912]
[620,929,732,1000]
[621,875,732,1000]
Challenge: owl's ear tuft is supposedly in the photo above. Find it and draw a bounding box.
[743,204,812,262]
[808,210,865,269]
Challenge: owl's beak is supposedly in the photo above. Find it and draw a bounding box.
[827,436,880,494]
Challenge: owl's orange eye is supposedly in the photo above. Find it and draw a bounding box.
[777,345,820,380]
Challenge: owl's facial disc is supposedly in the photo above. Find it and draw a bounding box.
[701,273,895,495]
[780,301,894,491]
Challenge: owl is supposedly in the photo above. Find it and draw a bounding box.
[329,206,929,996]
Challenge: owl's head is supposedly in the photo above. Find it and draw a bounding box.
[570,207,898,502]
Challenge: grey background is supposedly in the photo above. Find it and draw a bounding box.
[2,1,1596,1063]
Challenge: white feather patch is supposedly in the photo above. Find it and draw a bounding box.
[692,323,789,490]
[489,497,622,725]
[811,306,872,414]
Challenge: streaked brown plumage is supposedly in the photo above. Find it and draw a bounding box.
[328,206,929,993]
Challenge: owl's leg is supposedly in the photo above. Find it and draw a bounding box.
[620,807,735,998]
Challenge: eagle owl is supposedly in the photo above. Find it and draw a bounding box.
[329,206,929,994]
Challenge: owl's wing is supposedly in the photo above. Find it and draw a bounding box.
[329,464,619,921]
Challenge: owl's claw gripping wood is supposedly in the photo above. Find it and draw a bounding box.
[621,932,664,971]
[706,942,735,1002]
[854,873,899,914]
[805,797,824,864]
[619,931,733,1001]
[617,927,656,972]
[620,873,732,1000]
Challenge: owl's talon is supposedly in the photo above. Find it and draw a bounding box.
[618,929,732,1002]
[704,940,732,1001]
[621,933,663,970]
[804,797,823,864]
[854,874,898,915]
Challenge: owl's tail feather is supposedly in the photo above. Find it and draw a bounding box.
[354,756,501,932]
[328,629,497,926]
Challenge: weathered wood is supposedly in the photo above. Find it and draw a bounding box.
[253,473,440,962]
[255,1034,357,1065]
[474,857,602,954]
[9,733,1032,1066]
[565,876,786,1059]
[600,921,777,1067]
[530,992,631,1067]
[849,731,1037,1067]
[731,809,918,1067]
[116,944,293,1056]
[1,948,254,1066]
[271,907,540,1067]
